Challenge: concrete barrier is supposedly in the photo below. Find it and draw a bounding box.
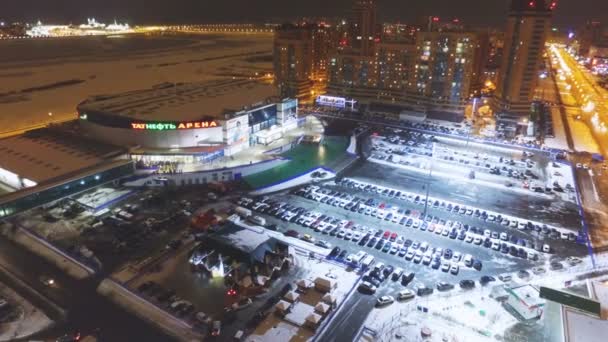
[0,224,94,280]
[97,278,203,342]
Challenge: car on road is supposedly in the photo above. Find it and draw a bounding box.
[315,240,331,249]
[436,281,454,291]
[480,275,496,285]
[459,280,475,289]
[40,276,56,287]
[416,285,434,296]
[375,295,395,307]
[566,256,583,266]
[358,281,377,294]
[397,289,415,301]
[532,267,546,275]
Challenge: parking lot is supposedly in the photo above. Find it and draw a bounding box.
[228,125,590,341]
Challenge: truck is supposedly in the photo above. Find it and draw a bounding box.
[116,210,134,221]
[345,251,367,266]
[361,255,376,269]
[234,206,252,218]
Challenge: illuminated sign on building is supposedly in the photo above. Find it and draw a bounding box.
[316,95,346,108]
[316,95,357,109]
[130,121,218,130]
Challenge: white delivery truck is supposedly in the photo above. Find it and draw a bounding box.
[234,206,252,218]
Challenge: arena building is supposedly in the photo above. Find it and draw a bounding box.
[77,79,299,162]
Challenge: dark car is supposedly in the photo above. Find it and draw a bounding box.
[459,279,476,289]
[382,265,395,277]
[436,282,454,291]
[367,237,377,247]
[472,260,482,271]
[337,250,348,259]
[480,275,496,285]
[284,230,300,238]
[401,272,415,286]
[417,286,434,296]
[329,247,341,258]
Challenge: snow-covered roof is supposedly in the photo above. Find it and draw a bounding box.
[275,300,291,312]
[78,78,277,122]
[508,284,544,308]
[0,128,125,184]
[315,302,330,314]
[208,222,280,262]
[305,313,322,324]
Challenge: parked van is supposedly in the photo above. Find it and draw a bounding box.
[117,211,134,221]
[361,255,375,269]
[347,251,367,266]
[234,206,252,218]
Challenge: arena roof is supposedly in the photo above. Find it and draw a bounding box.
[0,128,125,184]
[77,79,278,122]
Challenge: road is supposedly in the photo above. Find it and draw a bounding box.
[0,237,173,341]
[549,44,606,155]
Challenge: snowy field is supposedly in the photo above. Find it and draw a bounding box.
[0,33,272,133]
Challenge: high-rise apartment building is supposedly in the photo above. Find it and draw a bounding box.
[578,21,603,57]
[350,0,378,56]
[273,24,313,100]
[412,30,487,105]
[495,0,555,116]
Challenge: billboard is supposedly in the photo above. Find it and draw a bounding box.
[316,95,346,108]
[224,114,250,145]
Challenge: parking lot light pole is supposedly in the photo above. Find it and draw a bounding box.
[423,143,436,217]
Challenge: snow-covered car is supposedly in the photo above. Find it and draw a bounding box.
[375,295,395,307]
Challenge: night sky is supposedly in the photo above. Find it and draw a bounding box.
[2,0,606,29]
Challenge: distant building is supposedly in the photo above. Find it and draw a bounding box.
[350,0,378,56]
[311,24,334,83]
[578,21,604,57]
[0,23,26,37]
[412,29,487,105]
[274,24,314,100]
[494,0,555,116]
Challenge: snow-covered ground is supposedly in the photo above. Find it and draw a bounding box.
[362,287,516,342]
[0,281,54,342]
[0,34,272,133]
[544,106,570,151]
[246,254,360,342]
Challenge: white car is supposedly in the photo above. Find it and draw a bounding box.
[465,235,474,243]
[543,244,551,253]
[405,250,415,260]
[491,241,500,250]
[441,262,451,272]
[452,252,462,262]
[484,229,492,237]
[450,264,459,275]
[566,256,583,266]
[473,236,482,245]
[376,295,395,307]
[397,289,415,301]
